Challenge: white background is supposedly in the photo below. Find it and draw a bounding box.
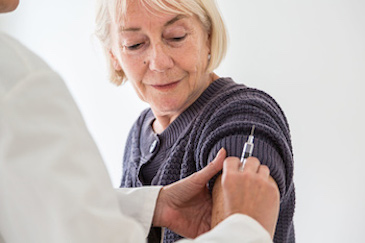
[1,0,364,242]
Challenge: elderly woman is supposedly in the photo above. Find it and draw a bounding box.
[95,0,295,242]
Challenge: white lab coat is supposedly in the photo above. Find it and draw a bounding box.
[0,32,272,243]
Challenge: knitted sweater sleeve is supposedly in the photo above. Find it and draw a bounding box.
[194,87,294,198]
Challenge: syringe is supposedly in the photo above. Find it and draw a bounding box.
[240,125,255,169]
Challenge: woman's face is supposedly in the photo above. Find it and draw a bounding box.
[110,1,212,119]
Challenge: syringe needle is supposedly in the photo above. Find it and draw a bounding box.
[250,125,255,136]
[240,125,256,169]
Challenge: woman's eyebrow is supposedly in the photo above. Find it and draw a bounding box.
[120,27,140,32]
[120,14,187,32]
[164,14,187,27]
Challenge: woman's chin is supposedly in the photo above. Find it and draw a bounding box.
[150,100,186,117]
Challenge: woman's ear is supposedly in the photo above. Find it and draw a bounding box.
[109,50,122,71]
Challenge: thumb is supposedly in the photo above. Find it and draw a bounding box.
[194,148,226,184]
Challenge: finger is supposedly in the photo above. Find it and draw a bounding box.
[257,165,270,178]
[195,148,226,183]
[223,157,241,172]
[268,176,279,189]
[242,157,260,173]
[268,176,280,198]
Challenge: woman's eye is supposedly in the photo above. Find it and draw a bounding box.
[169,34,187,42]
[125,43,143,51]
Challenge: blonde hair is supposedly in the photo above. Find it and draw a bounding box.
[95,0,227,86]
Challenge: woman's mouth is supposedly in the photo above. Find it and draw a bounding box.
[151,80,181,92]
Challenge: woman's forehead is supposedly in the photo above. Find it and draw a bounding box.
[118,0,192,24]
[119,3,194,30]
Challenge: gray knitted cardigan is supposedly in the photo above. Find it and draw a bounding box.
[121,77,295,243]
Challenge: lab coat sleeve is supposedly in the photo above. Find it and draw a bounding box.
[179,214,272,243]
[115,187,162,237]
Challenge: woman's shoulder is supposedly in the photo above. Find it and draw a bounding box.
[202,77,286,122]
[193,77,292,157]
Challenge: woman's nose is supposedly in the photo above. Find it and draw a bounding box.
[148,43,174,72]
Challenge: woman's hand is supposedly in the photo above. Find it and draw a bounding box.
[152,148,226,238]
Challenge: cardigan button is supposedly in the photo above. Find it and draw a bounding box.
[149,140,158,153]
